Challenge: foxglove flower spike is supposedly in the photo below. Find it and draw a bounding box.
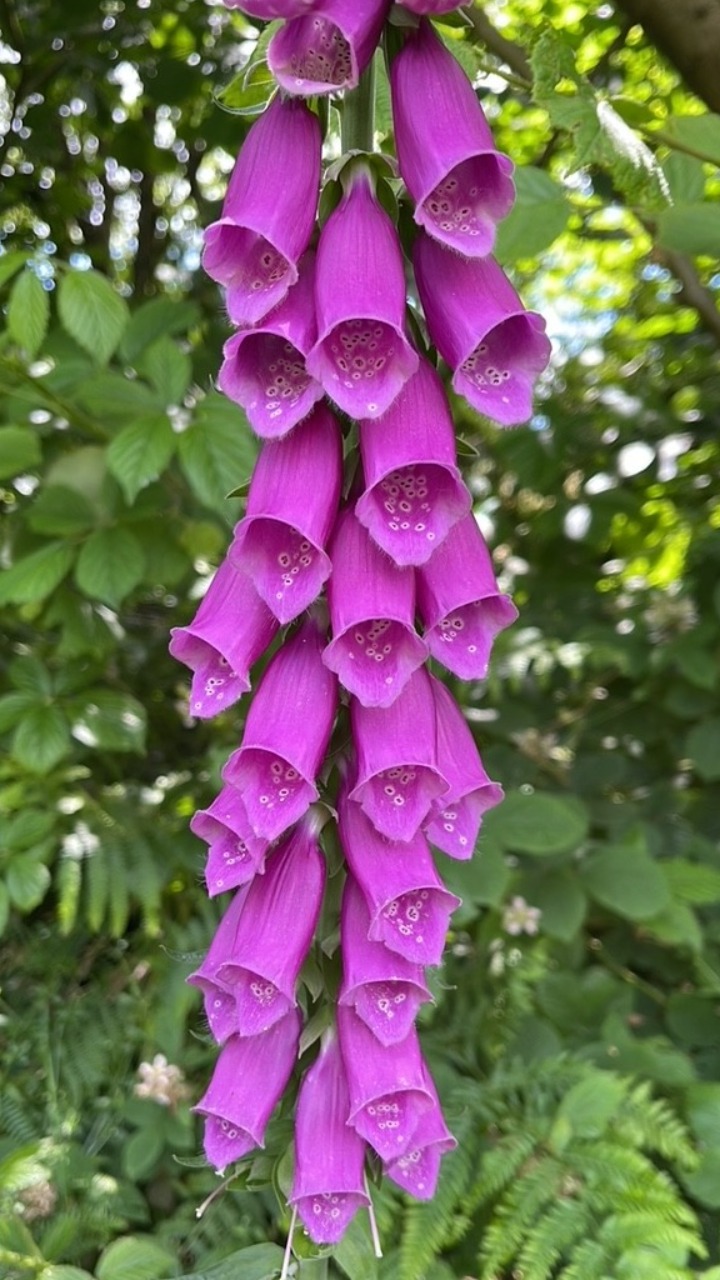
[190,784,268,896]
[338,1006,433,1161]
[269,0,390,97]
[384,1063,456,1200]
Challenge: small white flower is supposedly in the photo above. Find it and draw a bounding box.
[502,896,541,937]
[135,1053,189,1107]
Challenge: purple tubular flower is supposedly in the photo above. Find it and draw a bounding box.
[349,667,448,842]
[426,677,503,859]
[202,96,321,327]
[230,404,342,623]
[187,887,250,1043]
[190,784,268,897]
[306,167,419,419]
[414,232,552,427]
[416,513,518,680]
[290,1033,370,1244]
[268,0,390,97]
[338,1005,434,1161]
[384,1063,456,1200]
[339,874,431,1046]
[323,508,428,708]
[338,792,460,966]
[223,618,338,841]
[391,21,514,258]
[217,251,323,442]
[354,358,471,566]
[194,1009,302,1171]
[212,816,326,1035]
[168,558,278,719]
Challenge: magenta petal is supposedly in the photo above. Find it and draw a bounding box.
[213,817,326,1035]
[217,251,323,441]
[307,169,419,419]
[417,513,518,679]
[338,793,460,966]
[188,887,250,1042]
[194,1011,302,1171]
[290,1034,370,1245]
[169,558,278,718]
[350,667,447,841]
[230,404,342,623]
[323,508,427,708]
[338,1006,433,1161]
[384,1063,456,1200]
[191,785,268,896]
[268,0,390,97]
[392,21,514,258]
[223,618,338,840]
[426,677,503,859]
[202,97,320,327]
[355,358,471,566]
[414,233,551,426]
[339,875,431,1046]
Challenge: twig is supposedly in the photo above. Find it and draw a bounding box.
[463,7,532,85]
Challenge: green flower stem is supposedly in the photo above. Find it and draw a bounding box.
[341,58,376,155]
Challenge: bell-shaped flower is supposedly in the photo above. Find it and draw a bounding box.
[223,618,338,840]
[306,166,418,419]
[414,232,551,427]
[290,1032,370,1244]
[323,508,427,708]
[269,0,390,98]
[384,1063,456,1200]
[190,784,268,897]
[338,1005,434,1161]
[203,96,321,327]
[217,251,323,441]
[338,792,460,967]
[187,887,250,1043]
[349,667,447,842]
[391,21,514,258]
[416,513,518,680]
[169,557,278,719]
[194,1009,302,1171]
[211,815,326,1036]
[230,404,342,623]
[426,677,503,859]
[339,874,431,1046]
[354,358,471,566]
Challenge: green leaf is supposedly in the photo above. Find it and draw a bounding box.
[666,993,720,1046]
[0,541,76,606]
[172,1244,286,1280]
[518,869,586,941]
[27,485,97,536]
[683,1149,720,1209]
[107,415,176,503]
[643,902,702,953]
[660,113,720,166]
[495,167,570,261]
[4,808,55,850]
[95,1236,176,1280]
[57,856,82,935]
[75,527,146,607]
[119,297,200,363]
[0,426,42,478]
[439,838,510,909]
[58,270,129,364]
[657,203,720,257]
[178,393,256,513]
[483,790,589,857]
[6,855,52,912]
[139,337,191,404]
[215,27,279,117]
[664,858,720,904]
[685,719,720,781]
[334,1212,379,1280]
[41,1268,96,1280]
[580,842,671,920]
[686,1083,720,1147]
[0,882,9,934]
[74,372,164,419]
[7,269,50,357]
[0,249,30,289]
[11,704,72,772]
[556,1073,625,1139]
[122,1129,164,1182]
[0,692,39,733]
[71,691,147,753]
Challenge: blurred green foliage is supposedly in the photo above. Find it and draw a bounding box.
[1,1,720,1278]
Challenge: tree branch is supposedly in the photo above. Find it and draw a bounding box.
[463,7,532,85]
[612,0,720,113]
[659,247,720,345]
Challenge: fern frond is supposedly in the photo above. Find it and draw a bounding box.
[514,1197,592,1280]
[464,1128,538,1212]
[557,1238,610,1280]
[479,1155,566,1278]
